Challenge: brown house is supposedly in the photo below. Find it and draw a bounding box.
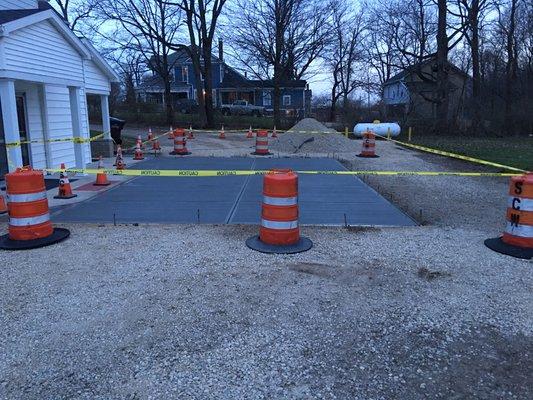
[382,60,472,124]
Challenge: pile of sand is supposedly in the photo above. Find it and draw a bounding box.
[270,118,360,154]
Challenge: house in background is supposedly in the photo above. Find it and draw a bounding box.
[0,0,119,176]
[136,42,312,117]
[382,60,471,123]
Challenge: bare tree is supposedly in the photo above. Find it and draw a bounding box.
[324,0,366,121]
[229,0,332,126]
[449,0,491,133]
[169,0,228,128]
[50,0,98,32]
[495,0,520,131]
[95,0,182,125]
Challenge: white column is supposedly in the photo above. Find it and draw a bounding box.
[0,79,22,171]
[69,87,88,168]
[100,94,111,140]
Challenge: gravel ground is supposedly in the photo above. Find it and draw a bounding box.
[1,224,531,399]
[2,121,532,399]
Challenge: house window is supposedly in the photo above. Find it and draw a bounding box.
[182,66,189,83]
[283,95,291,106]
[263,91,272,107]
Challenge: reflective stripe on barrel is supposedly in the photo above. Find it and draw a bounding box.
[6,167,54,241]
[255,130,269,154]
[259,169,300,246]
[7,191,47,203]
[503,173,533,248]
[10,213,51,227]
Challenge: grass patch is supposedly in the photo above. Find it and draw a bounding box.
[398,134,532,171]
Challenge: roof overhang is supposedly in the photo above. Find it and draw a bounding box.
[0,9,91,59]
[80,38,121,82]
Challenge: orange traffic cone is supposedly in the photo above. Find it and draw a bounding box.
[115,146,126,170]
[271,126,278,138]
[168,126,174,140]
[133,141,145,160]
[94,156,110,186]
[188,125,194,139]
[246,125,254,138]
[0,194,7,214]
[155,140,162,154]
[54,163,77,199]
[152,139,161,153]
[147,128,153,142]
[136,134,144,149]
[219,125,226,139]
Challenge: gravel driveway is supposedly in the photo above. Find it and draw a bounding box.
[1,122,532,399]
[0,224,531,399]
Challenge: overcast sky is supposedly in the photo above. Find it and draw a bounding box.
[50,1,337,97]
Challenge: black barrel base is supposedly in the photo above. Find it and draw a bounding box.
[246,235,313,254]
[356,154,380,158]
[484,237,532,260]
[0,228,70,250]
[53,193,77,199]
[169,151,192,156]
[251,152,273,156]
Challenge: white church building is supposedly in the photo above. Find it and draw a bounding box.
[0,0,119,176]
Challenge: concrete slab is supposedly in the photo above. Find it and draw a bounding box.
[52,156,416,227]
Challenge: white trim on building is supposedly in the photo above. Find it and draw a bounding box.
[0,7,119,174]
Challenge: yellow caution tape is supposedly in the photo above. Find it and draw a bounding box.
[43,168,521,178]
[5,132,105,147]
[374,133,526,173]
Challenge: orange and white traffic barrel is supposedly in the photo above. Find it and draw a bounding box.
[246,169,312,254]
[485,172,533,259]
[170,128,191,155]
[357,130,379,158]
[252,130,271,156]
[0,167,70,250]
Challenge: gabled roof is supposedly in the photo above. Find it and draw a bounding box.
[80,38,120,82]
[220,65,307,89]
[167,46,222,64]
[136,75,190,92]
[384,59,470,86]
[0,7,119,83]
[0,9,91,59]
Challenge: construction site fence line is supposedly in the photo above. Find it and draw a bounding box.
[374,133,526,173]
[42,168,522,178]
[5,133,106,147]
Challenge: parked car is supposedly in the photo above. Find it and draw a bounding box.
[220,100,265,117]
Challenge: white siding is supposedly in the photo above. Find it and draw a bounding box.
[14,81,47,169]
[3,20,84,83]
[26,86,46,169]
[44,85,75,168]
[83,58,111,93]
[0,0,37,10]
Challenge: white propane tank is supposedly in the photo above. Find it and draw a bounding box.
[353,121,401,138]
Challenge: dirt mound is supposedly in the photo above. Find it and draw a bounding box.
[271,118,359,154]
